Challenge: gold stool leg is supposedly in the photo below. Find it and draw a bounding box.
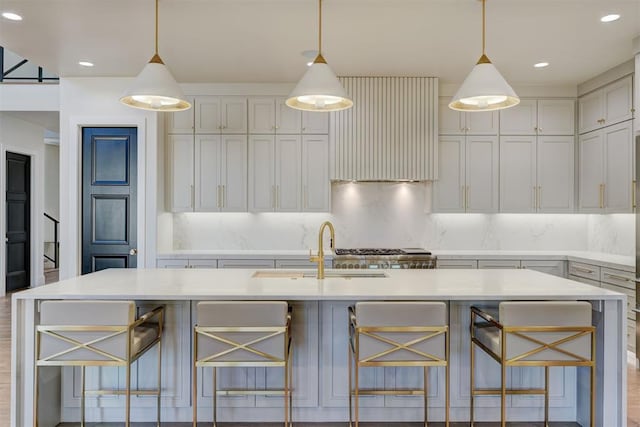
[193,329,198,427]
[212,367,217,427]
[348,344,353,427]
[284,358,289,427]
[423,366,428,427]
[354,358,359,427]
[445,328,450,427]
[126,362,131,427]
[289,347,293,427]
[470,340,474,427]
[157,337,163,427]
[81,366,86,427]
[544,366,550,427]
[500,364,506,427]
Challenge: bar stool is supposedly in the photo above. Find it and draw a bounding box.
[348,302,449,427]
[470,301,595,427]
[34,300,165,427]
[193,301,292,426]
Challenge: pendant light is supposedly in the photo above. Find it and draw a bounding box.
[286,0,352,112]
[449,0,519,112]
[120,0,191,112]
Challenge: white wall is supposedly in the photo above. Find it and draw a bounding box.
[171,182,620,253]
[44,144,59,218]
[0,113,46,288]
[58,78,158,279]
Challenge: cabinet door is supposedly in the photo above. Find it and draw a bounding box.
[578,131,604,212]
[248,97,276,134]
[464,111,498,135]
[604,121,633,213]
[301,111,329,134]
[168,134,194,212]
[188,259,218,268]
[302,135,330,212]
[195,96,222,133]
[217,259,276,268]
[438,97,464,134]
[276,97,302,134]
[499,136,536,212]
[248,135,275,211]
[220,135,248,212]
[275,135,302,211]
[465,136,499,212]
[195,135,222,212]
[520,260,566,277]
[604,76,633,127]
[166,100,195,134]
[499,99,537,135]
[432,136,465,212]
[436,259,478,269]
[537,99,575,136]
[221,96,248,134]
[578,90,603,134]
[537,136,574,212]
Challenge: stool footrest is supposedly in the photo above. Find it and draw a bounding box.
[84,389,160,396]
[216,389,289,396]
[352,389,426,396]
[473,387,546,396]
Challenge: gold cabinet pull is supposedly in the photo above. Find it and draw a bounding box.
[599,184,604,209]
[633,180,636,209]
[304,185,308,209]
[466,185,470,210]
[222,185,225,208]
[216,185,221,208]
[461,185,465,209]
[191,184,195,208]
[272,185,277,209]
[533,186,537,209]
[538,186,542,210]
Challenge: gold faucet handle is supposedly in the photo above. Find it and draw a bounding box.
[309,249,318,262]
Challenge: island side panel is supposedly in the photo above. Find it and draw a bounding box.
[11,298,40,427]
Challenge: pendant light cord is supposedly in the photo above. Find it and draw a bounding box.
[318,0,322,54]
[155,0,159,55]
[481,0,486,55]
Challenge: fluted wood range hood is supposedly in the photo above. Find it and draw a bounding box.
[330,77,438,182]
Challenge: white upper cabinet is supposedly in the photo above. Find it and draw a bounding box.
[166,99,195,134]
[196,96,247,134]
[301,111,330,134]
[433,135,498,213]
[439,97,498,135]
[302,135,330,212]
[248,97,302,134]
[274,135,302,212]
[499,99,574,135]
[195,135,222,211]
[536,136,575,212]
[499,136,537,212]
[578,75,633,134]
[167,134,195,212]
[248,135,276,211]
[579,121,633,213]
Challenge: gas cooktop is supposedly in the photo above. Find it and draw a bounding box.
[334,248,432,256]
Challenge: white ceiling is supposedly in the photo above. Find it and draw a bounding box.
[0,0,639,86]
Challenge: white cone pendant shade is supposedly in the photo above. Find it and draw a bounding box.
[286,55,352,112]
[449,0,518,112]
[120,0,191,112]
[121,55,191,112]
[449,55,519,112]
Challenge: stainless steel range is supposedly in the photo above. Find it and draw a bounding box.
[333,248,436,269]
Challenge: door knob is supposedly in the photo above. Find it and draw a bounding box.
[129,248,138,256]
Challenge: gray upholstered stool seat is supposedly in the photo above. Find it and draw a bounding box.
[35,300,165,427]
[348,301,450,427]
[470,301,595,427]
[193,301,292,427]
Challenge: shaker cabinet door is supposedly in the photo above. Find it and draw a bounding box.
[603,122,633,213]
[465,136,499,213]
[499,136,536,212]
[433,136,466,212]
[537,136,574,212]
[168,134,194,212]
[499,99,537,135]
[578,131,604,212]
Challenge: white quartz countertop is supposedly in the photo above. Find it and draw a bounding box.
[157,250,329,259]
[14,268,625,301]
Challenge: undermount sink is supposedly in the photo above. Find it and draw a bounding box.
[252,270,388,279]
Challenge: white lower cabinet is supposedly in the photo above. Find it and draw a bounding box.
[218,259,276,269]
[433,136,499,213]
[477,259,521,269]
[520,260,566,277]
[438,258,565,277]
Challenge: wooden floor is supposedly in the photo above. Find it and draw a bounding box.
[0,295,636,427]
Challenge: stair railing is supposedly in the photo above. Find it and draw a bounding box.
[43,213,59,269]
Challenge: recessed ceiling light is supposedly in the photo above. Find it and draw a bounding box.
[534,62,549,68]
[2,12,22,21]
[78,61,94,67]
[600,14,620,23]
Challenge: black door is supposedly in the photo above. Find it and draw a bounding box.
[82,128,137,274]
[6,152,30,292]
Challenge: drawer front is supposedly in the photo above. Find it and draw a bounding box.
[600,267,636,291]
[568,261,600,281]
[568,274,600,287]
[478,260,521,269]
[437,260,478,269]
[600,283,634,321]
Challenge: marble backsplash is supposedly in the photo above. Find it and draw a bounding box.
[171,182,634,256]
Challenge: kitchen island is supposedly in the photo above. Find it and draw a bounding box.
[12,268,627,426]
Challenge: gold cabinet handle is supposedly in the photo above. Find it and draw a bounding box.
[222,185,225,208]
[191,184,195,208]
[573,266,594,274]
[534,126,538,132]
[604,273,633,283]
[275,185,279,209]
[216,185,221,208]
[633,180,636,209]
[533,186,537,209]
[599,184,604,209]
[460,185,465,209]
[538,186,542,210]
[272,185,277,209]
